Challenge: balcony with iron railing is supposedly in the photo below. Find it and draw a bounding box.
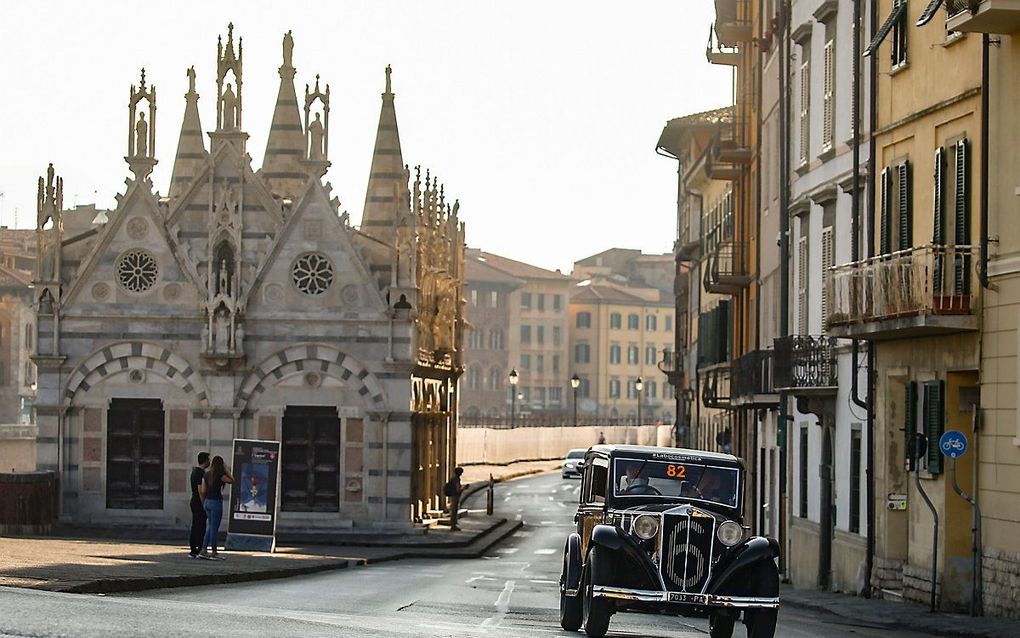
[826,244,979,340]
[704,240,753,294]
[706,24,740,66]
[701,365,731,410]
[657,349,684,387]
[713,0,753,47]
[731,349,779,407]
[947,0,1020,34]
[675,204,701,263]
[773,335,838,394]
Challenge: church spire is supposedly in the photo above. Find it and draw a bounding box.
[360,65,408,241]
[169,66,207,198]
[260,30,308,199]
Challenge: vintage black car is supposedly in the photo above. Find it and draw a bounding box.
[559,445,779,638]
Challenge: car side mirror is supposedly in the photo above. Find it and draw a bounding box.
[577,460,585,470]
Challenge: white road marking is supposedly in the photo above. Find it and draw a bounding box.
[495,547,519,554]
[556,501,566,508]
[540,520,555,525]
[465,575,497,584]
[480,579,516,628]
[530,579,557,585]
[533,548,556,555]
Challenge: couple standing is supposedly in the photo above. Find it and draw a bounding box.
[189,452,235,559]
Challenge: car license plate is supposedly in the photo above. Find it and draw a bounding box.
[668,592,706,604]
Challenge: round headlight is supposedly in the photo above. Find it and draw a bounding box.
[632,514,659,540]
[717,521,743,547]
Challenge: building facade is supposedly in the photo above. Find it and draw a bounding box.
[461,249,523,423]
[569,275,674,425]
[33,27,465,531]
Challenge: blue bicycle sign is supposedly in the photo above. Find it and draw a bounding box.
[939,430,968,459]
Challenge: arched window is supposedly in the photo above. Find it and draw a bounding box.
[489,367,503,390]
[489,328,505,350]
[467,366,481,391]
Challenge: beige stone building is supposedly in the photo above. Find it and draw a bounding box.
[568,273,674,425]
[829,0,983,609]
[475,252,574,424]
[0,239,36,472]
[33,27,465,531]
[461,249,523,423]
[947,0,1020,619]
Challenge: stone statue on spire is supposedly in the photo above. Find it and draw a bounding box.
[187,65,196,93]
[126,68,157,179]
[303,73,331,176]
[221,83,238,129]
[283,30,294,67]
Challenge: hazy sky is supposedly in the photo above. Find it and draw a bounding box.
[0,1,731,273]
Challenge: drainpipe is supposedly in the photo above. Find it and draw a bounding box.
[848,0,876,598]
[777,0,792,578]
[980,34,989,289]
[864,0,880,598]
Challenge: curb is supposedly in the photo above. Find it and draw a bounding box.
[58,558,352,595]
[780,593,1003,638]
[461,466,556,502]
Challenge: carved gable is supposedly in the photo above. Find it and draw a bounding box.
[62,183,202,313]
[245,181,387,318]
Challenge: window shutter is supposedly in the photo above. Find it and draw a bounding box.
[800,57,810,165]
[823,39,835,151]
[955,138,971,295]
[798,236,809,335]
[880,168,892,254]
[897,161,912,251]
[933,147,946,289]
[904,381,918,471]
[821,227,834,328]
[923,380,945,474]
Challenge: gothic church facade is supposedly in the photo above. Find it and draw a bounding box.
[33,26,465,531]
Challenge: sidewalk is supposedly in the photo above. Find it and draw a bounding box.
[782,585,1020,638]
[0,464,555,595]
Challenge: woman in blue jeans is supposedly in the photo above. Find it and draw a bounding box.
[198,455,233,559]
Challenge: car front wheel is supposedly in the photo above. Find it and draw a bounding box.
[709,611,735,638]
[582,547,612,638]
[742,560,779,638]
[559,551,582,630]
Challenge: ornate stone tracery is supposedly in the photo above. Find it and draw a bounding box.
[126,68,157,179]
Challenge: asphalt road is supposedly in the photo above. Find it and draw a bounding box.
[0,472,930,637]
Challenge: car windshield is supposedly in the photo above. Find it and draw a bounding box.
[612,458,739,508]
[566,449,586,459]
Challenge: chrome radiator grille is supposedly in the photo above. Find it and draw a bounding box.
[660,511,715,592]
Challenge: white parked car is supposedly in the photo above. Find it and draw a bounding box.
[561,448,586,478]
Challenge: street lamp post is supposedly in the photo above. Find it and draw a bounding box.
[570,373,581,427]
[635,376,644,426]
[508,368,519,428]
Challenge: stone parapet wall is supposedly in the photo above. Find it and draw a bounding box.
[456,424,672,465]
[983,547,1020,619]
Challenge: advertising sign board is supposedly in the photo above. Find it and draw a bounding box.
[225,438,281,552]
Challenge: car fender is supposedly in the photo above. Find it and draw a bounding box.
[588,524,660,589]
[562,533,583,593]
[706,536,779,595]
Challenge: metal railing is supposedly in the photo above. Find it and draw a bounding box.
[826,244,978,328]
[946,0,978,18]
[731,349,775,398]
[701,366,731,410]
[773,335,838,390]
[704,241,751,293]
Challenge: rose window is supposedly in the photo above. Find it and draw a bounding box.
[116,250,159,292]
[292,253,334,295]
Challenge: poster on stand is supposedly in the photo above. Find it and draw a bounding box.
[224,438,281,552]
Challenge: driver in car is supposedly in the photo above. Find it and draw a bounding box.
[620,462,658,495]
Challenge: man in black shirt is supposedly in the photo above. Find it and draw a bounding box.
[189,452,210,557]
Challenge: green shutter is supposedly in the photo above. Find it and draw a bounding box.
[904,381,918,471]
[880,168,892,255]
[923,380,945,474]
[898,161,913,251]
[954,138,971,295]
[933,148,946,289]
